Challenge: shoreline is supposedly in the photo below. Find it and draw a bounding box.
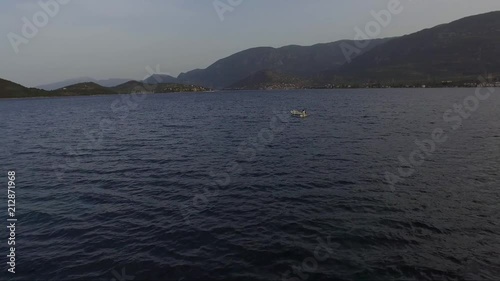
[0,90,216,101]
[1,87,498,100]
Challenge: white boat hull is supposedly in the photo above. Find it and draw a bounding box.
[291,110,308,118]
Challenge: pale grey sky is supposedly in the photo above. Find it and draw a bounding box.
[1,0,500,87]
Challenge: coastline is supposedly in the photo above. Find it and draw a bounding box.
[2,87,498,100]
[0,90,216,100]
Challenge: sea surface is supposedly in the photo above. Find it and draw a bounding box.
[0,89,499,280]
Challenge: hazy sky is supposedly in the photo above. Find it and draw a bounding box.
[1,0,500,87]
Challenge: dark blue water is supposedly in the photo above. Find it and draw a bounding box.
[1,89,499,280]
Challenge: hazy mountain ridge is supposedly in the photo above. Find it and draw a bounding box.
[39,75,182,90]
[143,74,179,84]
[37,77,132,90]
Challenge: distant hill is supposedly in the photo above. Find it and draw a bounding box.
[0,78,49,98]
[0,78,211,99]
[38,77,131,90]
[178,39,391,89]
[1,79,124,99]
[112,80,148,93]
[333,11,500,83]
[112,80,210,94]
[52,82,117,96]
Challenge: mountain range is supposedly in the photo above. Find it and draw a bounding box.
[1,11,499,98]
[202,11,500,89]
[177,38,390,89]
[330,10,500,84]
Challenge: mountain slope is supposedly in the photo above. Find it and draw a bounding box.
[336,11,500,82]
[178,39,391,89]
[52,82,117,96]
[228,70,308,90]
[0,78,49,98]
[112,81,210,94]
[112,80,147,93]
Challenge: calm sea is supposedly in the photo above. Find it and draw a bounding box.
[0,89,499,280]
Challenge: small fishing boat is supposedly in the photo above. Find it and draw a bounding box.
[291,109,308,118]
